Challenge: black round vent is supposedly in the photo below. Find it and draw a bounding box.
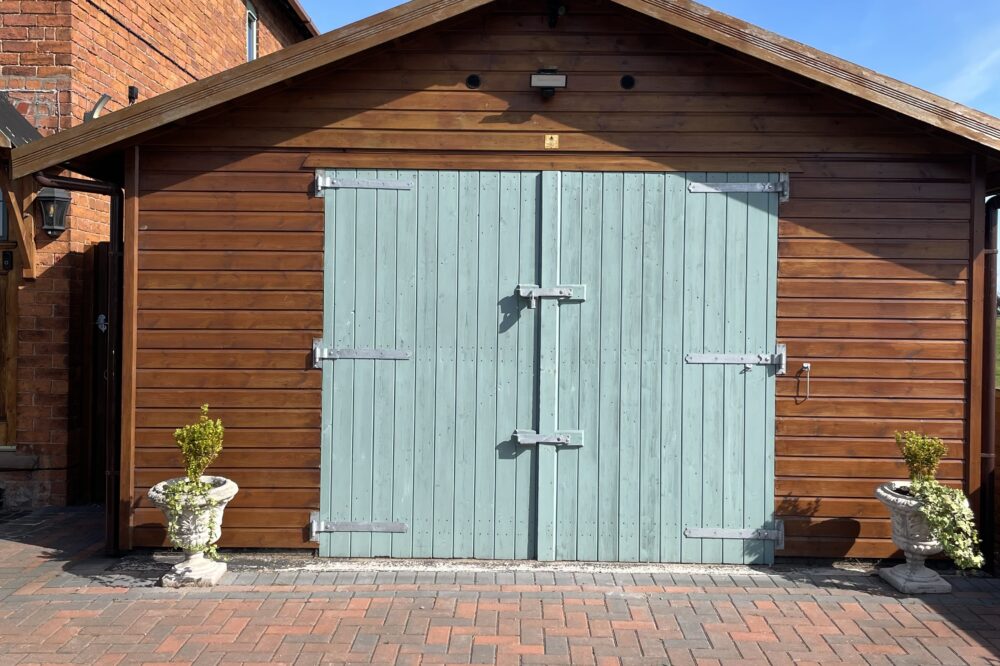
[466,74,482,90]
[620,75,636,90]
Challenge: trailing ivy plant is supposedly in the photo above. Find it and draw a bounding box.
[163,405,225,560]
[895,431,983,570]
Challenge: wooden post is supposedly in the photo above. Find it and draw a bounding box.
[119,146,139,550]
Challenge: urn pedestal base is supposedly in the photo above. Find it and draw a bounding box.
[875,481,951,595]
[878,561,951,594]
[161,552,228,588]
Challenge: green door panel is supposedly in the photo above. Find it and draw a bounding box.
[318,169,779,564]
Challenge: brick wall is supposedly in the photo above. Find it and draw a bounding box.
[0,0,309,508]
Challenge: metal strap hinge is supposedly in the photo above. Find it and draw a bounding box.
[312,339,412,368]
[684,521,784,550]
[309,512,408,540]
[513,429,583,447]
[315,171,414,195]
[685,344,786,375]
[688,174,789,202]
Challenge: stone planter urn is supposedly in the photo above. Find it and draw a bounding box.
[148,476,238,587]
[875,481,950,594]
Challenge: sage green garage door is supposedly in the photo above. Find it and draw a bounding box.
[315,170,781,564]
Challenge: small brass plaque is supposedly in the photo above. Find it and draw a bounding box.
[544,134,560,150]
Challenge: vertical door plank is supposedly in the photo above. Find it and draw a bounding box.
[474,172,501,559]
[391,171,418,557]
[536,171,561,561]
[454,172,481,557]
[433,171,460,558]
[575,173,604,562]
[722,173,749,564]
[349,170,378,558]
[555,172,583,561]
[618,173,644,562]
[597,173,623,562]
[412,171,440,557]
[764,172,780,565]
[329,171,358,558]
[371,170,399,556]
[515,172,540,560]
[681,172,707,564]
[660,173,687,563]
[743,173,770,564]
[319,183,336,557]
[701,173,728,564]
[639,173,665,563]
[494,172,523,559]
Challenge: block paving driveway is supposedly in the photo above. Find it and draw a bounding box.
[2,508,1000,665]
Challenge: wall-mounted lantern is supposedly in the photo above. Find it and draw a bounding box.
[530,69,567,100]
[37,187,71,238]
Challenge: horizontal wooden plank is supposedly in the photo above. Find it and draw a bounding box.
[777,418,964,439]
[135,468,319,488]
[779,239,968,260]
[776,378,966,399]
[776,437,964,458]
[302,151,803,173]
[778,258,968,281]
[778,299,967,320]
[140,192,320,212]
[162,127,953,154]
[140,252,323,272]
[137,370,318,389]
[779,200,970,220]
[137,350,313,369]
[134,507,313,530]
[140,172,314,195]
[776,477,961,498]
[779,537,896,559]
[135,487,318,509]
[795,159,968,181]
[138,291,322,311]
[777,319,966,340]
[790,180,970,201]
[221,108,905,134]
[779,220,969,242]
[133,527,314,548]
[141,150,310,173]
[777,456,963,480]
[139,330,317,349]
[782,517,891,539]
[777,398,964,419]
[140,231,321,251]
[138,310,323,331]
[136,428,318,448]
[782,357,966,380]
[139,211,323,232]
[783,338,966,360]
[136,389,320,409]
[139,271,322,291]
[779,279,966,300]
[135,448,320,469]
[136,409,320,429]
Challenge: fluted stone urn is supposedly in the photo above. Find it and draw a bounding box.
[875,481,950,594]
[148,476,238,587]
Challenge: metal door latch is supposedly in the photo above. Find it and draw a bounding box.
[513,429,583,447]
[684,521,784,550]
[684,344,787,375]
[516,284,586,309]
[312,339,411,368]
[95,314,108,333]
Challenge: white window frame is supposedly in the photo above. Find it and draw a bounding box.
[246,1,259,62]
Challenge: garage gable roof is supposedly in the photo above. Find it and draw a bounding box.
[12,0,1000,178]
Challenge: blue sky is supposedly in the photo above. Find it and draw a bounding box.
[298,0,1000,117]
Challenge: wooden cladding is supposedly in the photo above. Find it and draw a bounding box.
[127,0,979,558]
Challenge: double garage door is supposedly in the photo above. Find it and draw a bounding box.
[314,170,781,564]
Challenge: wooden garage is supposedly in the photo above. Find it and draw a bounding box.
[9,0,1000,561]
